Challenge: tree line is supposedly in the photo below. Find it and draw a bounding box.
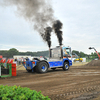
[0,48,49,58]
[0,48,99,59]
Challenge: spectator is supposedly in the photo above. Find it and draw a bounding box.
[14,57,18,66]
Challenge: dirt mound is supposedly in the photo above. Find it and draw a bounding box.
[86,59,100,66]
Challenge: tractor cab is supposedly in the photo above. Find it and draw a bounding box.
[62,47,72,59]
[49,46,72,60]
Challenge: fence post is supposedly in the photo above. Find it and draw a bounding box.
[0,65,1,77]
[12,63,16,76]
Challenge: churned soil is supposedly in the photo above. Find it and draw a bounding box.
[86,59,100,66]
[0,61,100,100]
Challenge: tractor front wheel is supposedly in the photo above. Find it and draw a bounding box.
[63,62,69,71]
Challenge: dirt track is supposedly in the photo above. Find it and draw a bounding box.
[0,64,100,100]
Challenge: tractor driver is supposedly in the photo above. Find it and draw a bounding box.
[63,49,68,58]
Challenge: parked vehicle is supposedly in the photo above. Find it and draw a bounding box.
[89,47,100,59]
[73,53,83,62]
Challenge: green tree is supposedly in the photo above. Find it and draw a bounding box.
[90,52,98,59]
[79,51,86,57]
[8,48,19,58]
[72,50,80,56]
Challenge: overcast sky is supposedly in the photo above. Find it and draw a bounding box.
[0,0,100,54]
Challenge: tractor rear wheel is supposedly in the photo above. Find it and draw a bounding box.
[63,62,69,71]
[36,62,48,73]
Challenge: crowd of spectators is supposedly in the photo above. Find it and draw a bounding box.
[14,57,26,66]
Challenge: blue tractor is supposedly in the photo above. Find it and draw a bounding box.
[23,46,72,73]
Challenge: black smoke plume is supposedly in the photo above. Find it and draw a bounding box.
[44,27,52,48]
[53,20,63,46]
[0,0,54,48]
[0,0,63,47]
